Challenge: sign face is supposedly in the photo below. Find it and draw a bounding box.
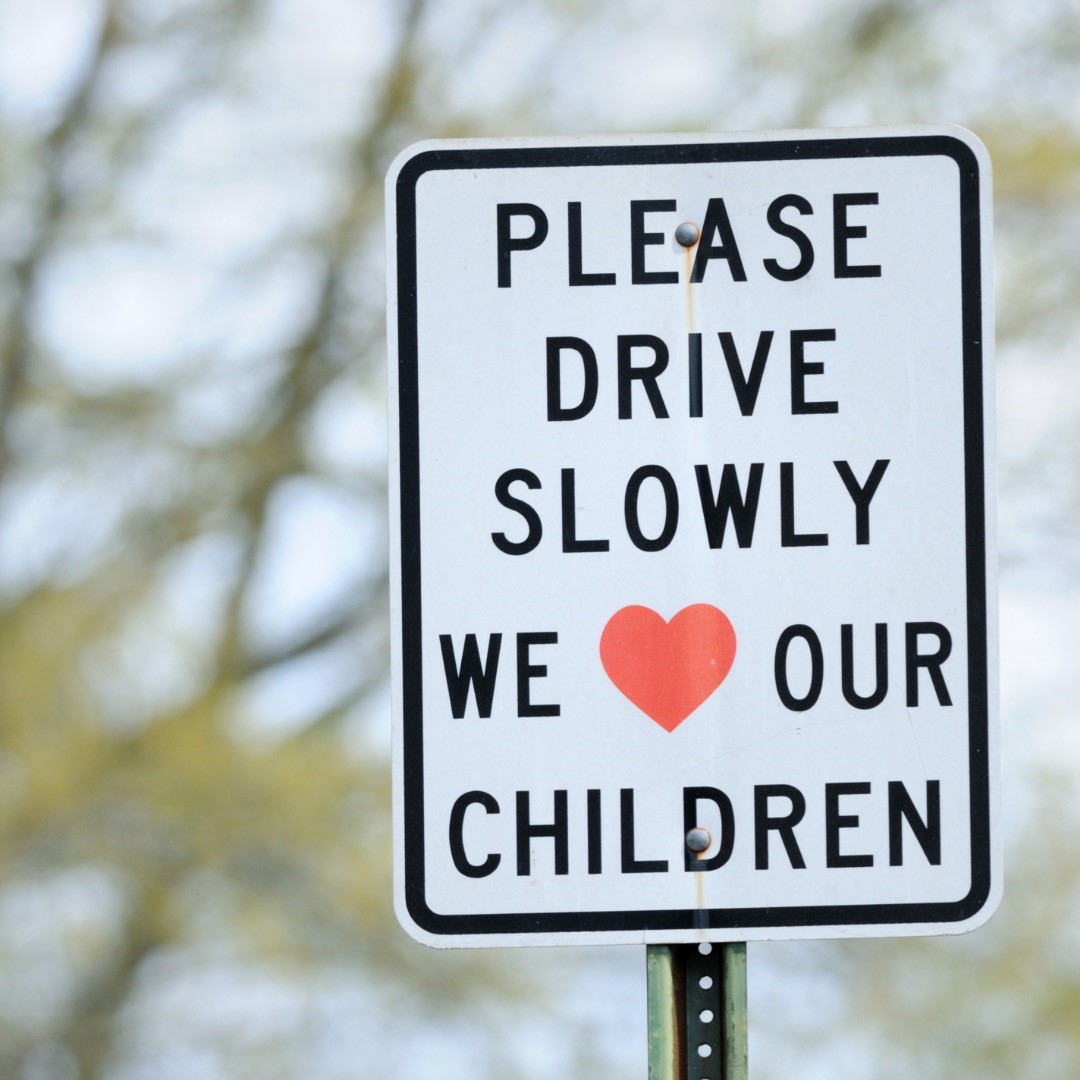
[387,126,998,947]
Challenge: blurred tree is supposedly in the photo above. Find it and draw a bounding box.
[0,1,569,1076]
[0,0,1077,1078]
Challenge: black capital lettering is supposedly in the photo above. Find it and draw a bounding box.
[825,782,874,868]
[790,329,838,414]
[624,465,679,552]
[516,632,559,717]
[690,198,747,283]
[497,203,548,287]
[833,193,881,278]
[630,200,678,285]
[621,788,669,873]
[840,623,889,709]
[546,337,598,421]
[440,633,502,718]
[780,462,828,547]
[754,785,807,869]
[516,790,569,875]
[695,463,764,549]
[618,335,670,419]
[449,791,501,877]
[888,781,942,866]
[834,459,890,544]
[774,625,823,711]
[561,468,609,552]
[719,330,773,416]
[905,622,953,706]
[764,194,814,281]
[683,787,735,872]
[587,789,603,874]
[688,333,703,418]
[568,201,616,286]
[492,469,542,555]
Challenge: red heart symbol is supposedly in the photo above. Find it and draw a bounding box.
[599,605,737,731]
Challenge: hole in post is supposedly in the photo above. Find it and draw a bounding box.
[698,1044,713,1058]
[700,1009,714,1023]
[699,975,713,990]
[698,943,712,955]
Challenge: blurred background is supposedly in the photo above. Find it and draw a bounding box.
[0,0,1078,1077]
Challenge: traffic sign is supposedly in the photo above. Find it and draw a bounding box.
[386,126,998,947]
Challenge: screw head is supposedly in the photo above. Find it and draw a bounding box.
[675,221,700,247]
[686,827,711,853]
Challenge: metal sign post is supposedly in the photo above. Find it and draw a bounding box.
[648,943,747,1080]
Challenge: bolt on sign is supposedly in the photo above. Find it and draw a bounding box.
[386,126,999,947]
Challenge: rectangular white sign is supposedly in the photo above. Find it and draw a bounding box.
[387,126,998,947]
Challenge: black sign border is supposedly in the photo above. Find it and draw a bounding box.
[393,133,992,939]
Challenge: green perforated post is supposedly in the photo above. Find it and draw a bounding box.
[647,945,683,1079]
[647,943,747,1080]
[722,943,748,1080]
